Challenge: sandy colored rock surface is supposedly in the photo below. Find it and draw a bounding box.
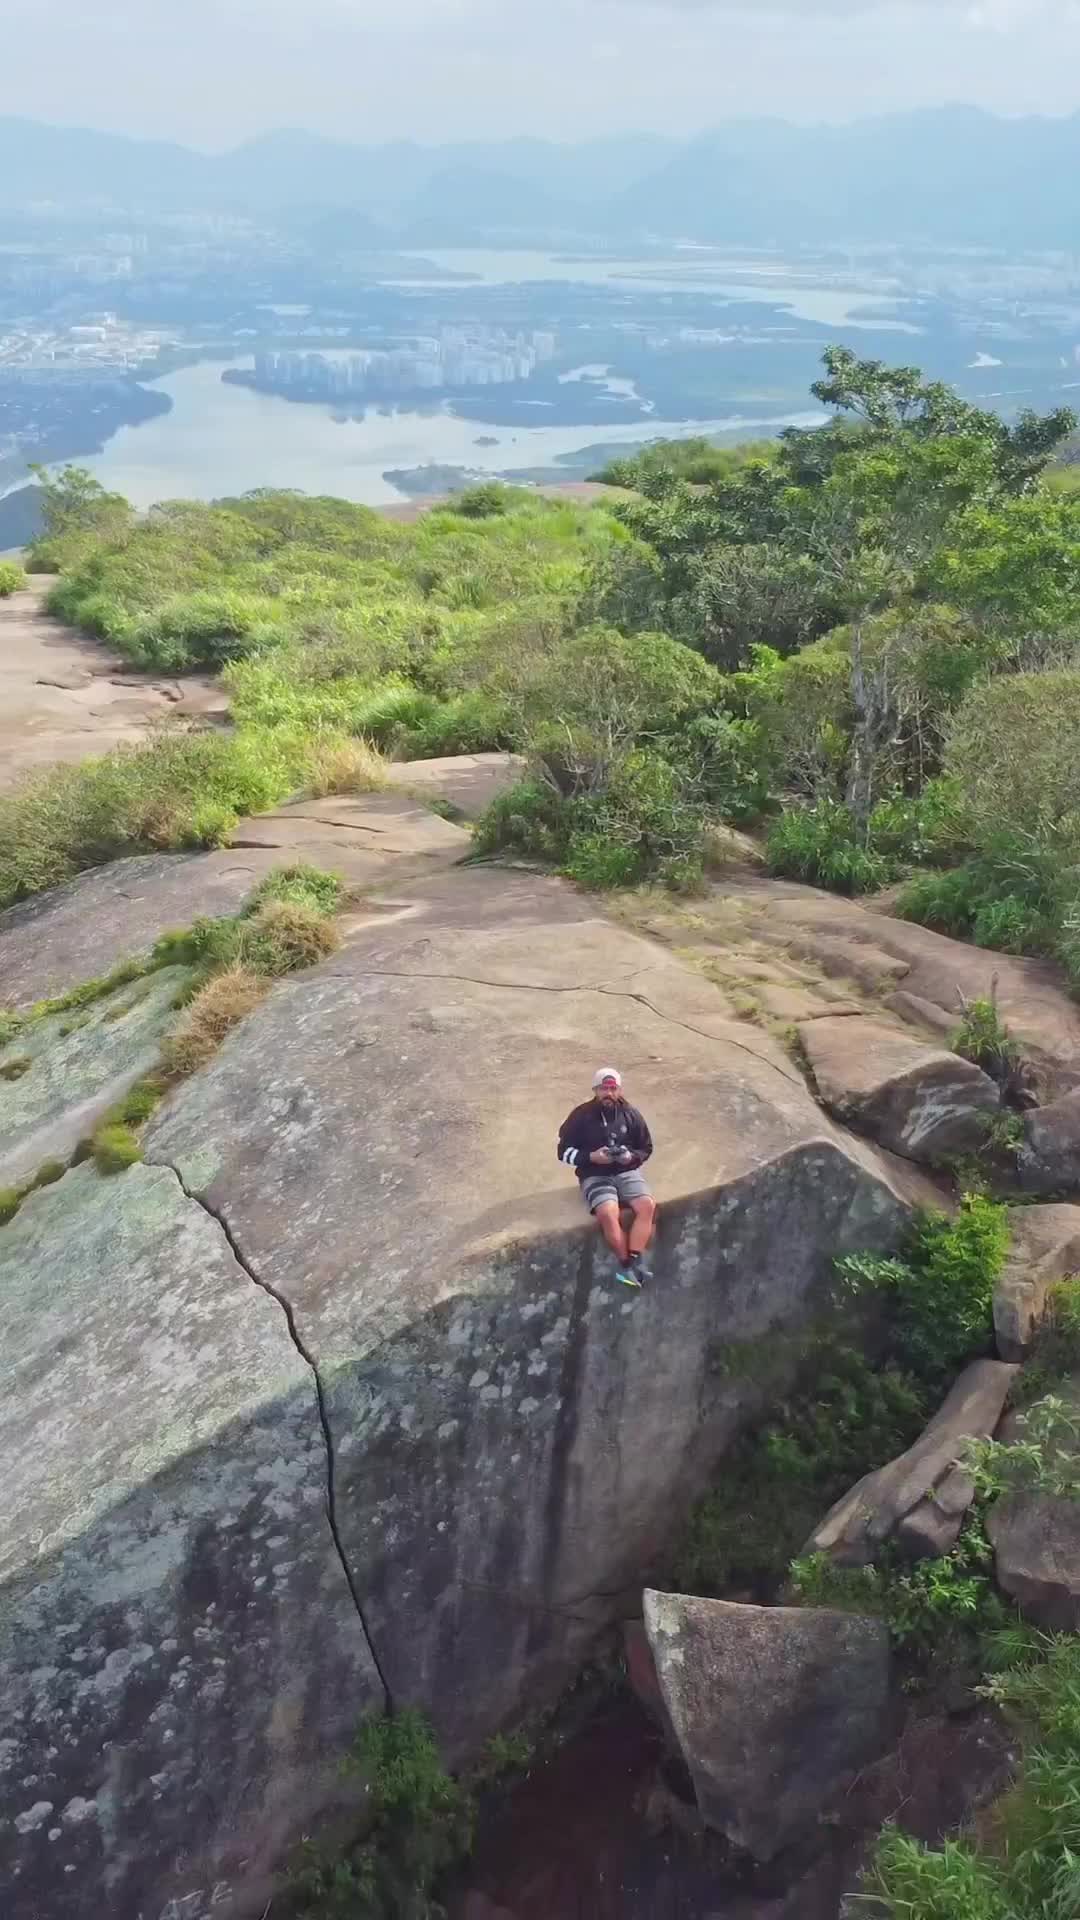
[385,750,527,819]
[0,576,222,788]
[637,876,1080,1106]
[229,788,471,882]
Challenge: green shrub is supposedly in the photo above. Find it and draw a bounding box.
[673,1342,928,1597]
[868,1631,1080,1918]
[251,863,344,917]
[475,751,706,894]
[968,1394,1080,1500]
[896,863,987,938]
[951,996,1019,1083]
[124,590,285,670]
[0,559,25,596]
[0,1157,77,1227]
[791,1518,1005,1665]
[971,892,1048,955]
[288,1709,473,1920]
[865,1827,1011,1920]
[840,1197,1010,1387]
[103,1076,168,1129]
[240,900,342,977]
[946,670,1080,847]
[450,483,512,519]
[473,777,569,865]
[30,1158,66,1191]
[396,689,514,758]
[156,870,342,990]
[765,800,891,894]
[0,729,371,909]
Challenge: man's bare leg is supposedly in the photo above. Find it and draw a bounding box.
[627,1196,657,1256]
[594,1200,629,1263]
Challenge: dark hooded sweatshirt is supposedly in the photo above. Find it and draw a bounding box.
[557,1098,654,1184]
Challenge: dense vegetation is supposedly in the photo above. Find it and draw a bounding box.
[675,1195,1010,1601]
[12,344,1080,979]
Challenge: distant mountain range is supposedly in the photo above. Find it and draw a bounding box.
[5,107,1080,249]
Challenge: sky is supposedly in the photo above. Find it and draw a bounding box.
[5,0,1080,148]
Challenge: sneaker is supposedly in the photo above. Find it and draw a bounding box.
[616,1266,643,1289]
[628,1253,652,1284]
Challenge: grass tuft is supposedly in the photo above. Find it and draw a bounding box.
[162,967,270,1077]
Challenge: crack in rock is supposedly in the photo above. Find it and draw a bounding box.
[159,1160,393,1711]
[330,965,805,1090]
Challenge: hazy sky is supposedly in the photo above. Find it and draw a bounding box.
[5,0,1080,147]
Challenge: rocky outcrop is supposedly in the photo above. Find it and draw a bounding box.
[227,790,470,880]
[0,853,269,1010]
[1020,1090,1080,1199]
[0,789,470,1007]
[707,874,1080,1106]
[642,1591,891,1860]
[141,867,930,1758]
[385,750,525,819]
[0,1161,383,1920]
[797,1015,1000,1167]
[808,1361,1017,1565]
[987,1378,1080,1630]
[0,858,935,1919]
[994,1203,1080,1361]
[0,965,188,1186]
[988,1489,1080,1631]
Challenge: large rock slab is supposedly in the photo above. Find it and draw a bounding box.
[144,864,927,1758]
[798,1014,1000,1166]
[808,1360,1017,1566]
[995,1203,1080,1361]
[718,874,1080,1105]
[0,793,470,1010]
[0,1161,382,1920]
[642,1591,891,1860]
[385,751,526,819]
[0,852,271,1010]
[228,790,470,880]
[1020,1090,1080,1199]
[0,965,187,1186]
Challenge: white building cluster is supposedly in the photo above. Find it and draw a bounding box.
[254,328,557,398]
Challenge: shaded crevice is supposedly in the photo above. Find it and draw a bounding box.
[331,966,805,1090]
[160,1160,394,1712]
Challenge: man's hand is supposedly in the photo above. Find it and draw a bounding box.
[590,1148,614,1166]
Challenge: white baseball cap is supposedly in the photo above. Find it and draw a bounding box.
[592,1067,623,1090]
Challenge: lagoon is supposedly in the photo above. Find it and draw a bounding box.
[70,360,827,508]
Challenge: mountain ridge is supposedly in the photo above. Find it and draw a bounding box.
[6,106,1080,246]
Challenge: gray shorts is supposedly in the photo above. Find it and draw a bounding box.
[581,1168,652,1215]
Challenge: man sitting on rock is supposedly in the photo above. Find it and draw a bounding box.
[558,1068,656,1288]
